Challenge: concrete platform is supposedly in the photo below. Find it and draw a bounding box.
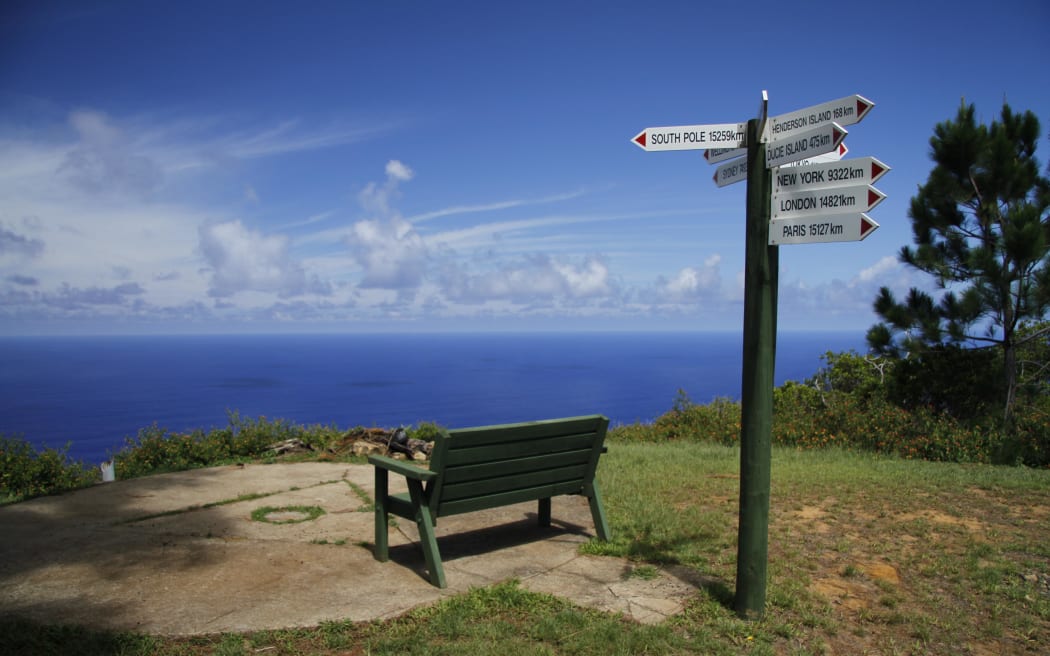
[0,463,702,635]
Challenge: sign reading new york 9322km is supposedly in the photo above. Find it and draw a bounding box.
[632,122,747,151]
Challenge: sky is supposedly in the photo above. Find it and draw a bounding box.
[1,0,1048,336]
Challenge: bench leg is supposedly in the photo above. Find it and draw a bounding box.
[374,467,389,562]
[587,481,611,542]
[408,479,447,588]
[538,497,551,527]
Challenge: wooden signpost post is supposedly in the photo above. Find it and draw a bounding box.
[631,92,887,619]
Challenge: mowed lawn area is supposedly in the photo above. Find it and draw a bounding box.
[4,442,1049,655]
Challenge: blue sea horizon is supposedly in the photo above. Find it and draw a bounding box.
[1,331,866,465]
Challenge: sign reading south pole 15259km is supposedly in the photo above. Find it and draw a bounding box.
[632,122,747,151]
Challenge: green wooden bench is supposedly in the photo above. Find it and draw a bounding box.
[369,414,611,588]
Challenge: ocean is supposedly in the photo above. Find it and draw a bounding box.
[0,332,865,465]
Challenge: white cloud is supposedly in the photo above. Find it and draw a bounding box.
[385,159,414,182]
[858,255,898,282]
[345,215,428,289]
[440,255,614,304]
[198,220,331,298]
[650,257,723,304]
[406,189,588,224]
[345,160,430,290]
[58,110,164,197]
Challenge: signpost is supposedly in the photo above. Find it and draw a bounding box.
[764,122,847,168]
[769,213,880,245]
[782,142,848,167]
[632,123,747,151]
[704,147,746,164]
[774,157,888,192]
[772,184,885,219]
[713,156,749,187]
[630,92,886,621]
[766,94,873,140]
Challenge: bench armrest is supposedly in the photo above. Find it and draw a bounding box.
[368,454,437,482]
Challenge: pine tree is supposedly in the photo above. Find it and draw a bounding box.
[867,102,1050,427]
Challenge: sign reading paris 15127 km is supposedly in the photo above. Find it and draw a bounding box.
[632,122,747,152]
[770,213,880,245]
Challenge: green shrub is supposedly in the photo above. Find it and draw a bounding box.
[113,412,311,479]
[0,436,97,501]
[408,421,445,442]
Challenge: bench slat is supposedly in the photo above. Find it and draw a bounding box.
[447,416,606,447]
[438,480,587,516]
[442,449,593,484]
[443,433,597,467]
[441,463,588,502]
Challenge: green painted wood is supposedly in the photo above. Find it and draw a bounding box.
[385,493,415,519]
[447,415,607,447]
[374,465,389,561]
[408,477,446,588]
[735,116,777,621]
[368,454,438,481]
[538,497,551,526]
[586,480,610,541]
[441,463,588,502]
[438,480,586,516]
[442,449,593,484]
[443,435,597,467]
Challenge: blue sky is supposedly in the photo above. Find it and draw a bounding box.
[1,0,1048,335]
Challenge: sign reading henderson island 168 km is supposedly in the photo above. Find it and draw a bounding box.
[632,122,747,151]
[766,94,874,140]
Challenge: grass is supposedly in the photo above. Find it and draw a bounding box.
[2,442,1048,655]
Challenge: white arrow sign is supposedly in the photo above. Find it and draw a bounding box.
[782,142,848,167]
[774,157,890,193]
[769,213,880,245]
[713,157,749,187]
[765,122,847,169]
[632,123,747,151]
[704,147,746,164]
[772,184,886,219]
[766,94,874,141]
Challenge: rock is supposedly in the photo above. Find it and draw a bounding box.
[412,451,428,462]
[351,441,384,456]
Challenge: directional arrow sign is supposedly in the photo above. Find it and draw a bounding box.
[713,156,749,187]
[632,122,747,151]
[766,94,874,141]
[769,213,880,245]
[765,122,846,169]
[772,184,886,219]
[782,142,848,167]
[774,157,890,193]
[704,147,746,164]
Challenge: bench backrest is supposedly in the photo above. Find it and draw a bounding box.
[426,414,609,518]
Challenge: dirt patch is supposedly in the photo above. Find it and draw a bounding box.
[898,509,986,534]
